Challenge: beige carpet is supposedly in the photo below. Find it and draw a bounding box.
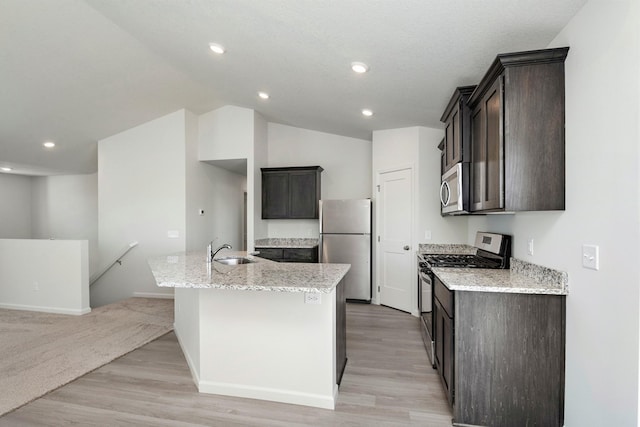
[0,297,174,416]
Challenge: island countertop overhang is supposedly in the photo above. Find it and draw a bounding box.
[148,251,350,293]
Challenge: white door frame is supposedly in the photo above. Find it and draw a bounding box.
[374,163,417,315]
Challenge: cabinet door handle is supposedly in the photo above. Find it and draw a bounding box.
[403,245,410,251]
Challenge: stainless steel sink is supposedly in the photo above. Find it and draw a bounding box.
[214,257,255,265]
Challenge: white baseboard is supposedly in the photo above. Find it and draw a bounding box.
[174,326,201,386]
[132,292,174,299]
[0,302,91,316]
[198,380,337,410]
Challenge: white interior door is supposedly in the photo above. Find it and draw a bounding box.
[378,167,413,313]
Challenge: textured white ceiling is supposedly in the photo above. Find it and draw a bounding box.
[0,0,587,175]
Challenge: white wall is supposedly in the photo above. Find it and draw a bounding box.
[31,174,98,274]
[96,110,188,306]
[201,164,245,251]
[372,126,468,250]
[0,239,90,315]
[0,174,32,238]
[185,109,210,252]
[198,106,255,161]
[186,110,245,252]
[252,113,269,245]
[266,123,372,238]
[416,127,469,244]
[198,105,267,251]
[465,2,640,425]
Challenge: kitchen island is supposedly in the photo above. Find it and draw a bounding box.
[147,251,350,409]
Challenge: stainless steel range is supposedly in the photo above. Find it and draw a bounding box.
[417,232,511,367]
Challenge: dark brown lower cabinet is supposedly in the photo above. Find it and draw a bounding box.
[433,276,566,427]
[335,276,347,385]
[255,246,318,263]
[434,278,454,406]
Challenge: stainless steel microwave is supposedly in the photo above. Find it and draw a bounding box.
[440,162,469,215]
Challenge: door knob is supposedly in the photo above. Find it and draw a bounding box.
[403,245,410,251]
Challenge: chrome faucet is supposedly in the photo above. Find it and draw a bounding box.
[208,243,232,261]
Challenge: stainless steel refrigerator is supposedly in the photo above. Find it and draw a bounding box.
[319,199,371,302]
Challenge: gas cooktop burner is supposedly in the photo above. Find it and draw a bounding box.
[423,254,501,269]
[419,232,512,270]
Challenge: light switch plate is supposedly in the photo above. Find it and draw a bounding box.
[582,244,599,270]
[527,238,534,256]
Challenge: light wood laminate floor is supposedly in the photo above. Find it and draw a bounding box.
[0,303,453,426]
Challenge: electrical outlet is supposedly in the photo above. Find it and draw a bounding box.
[33,281,39,291]
[582,244,599,270]
[167,230,179,238]
[424,230,432,240]
[304,293,321,304]
[527,238,534,256]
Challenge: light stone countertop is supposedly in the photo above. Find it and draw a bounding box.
[255,238,319,248]
[431,258,568,295]
[417,244,568,295]
[147,251,349,293]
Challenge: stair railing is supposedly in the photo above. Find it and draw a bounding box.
[90,241,139,286]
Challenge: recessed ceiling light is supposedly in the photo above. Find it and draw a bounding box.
[1,167,12,172]
[43,141,56,148]
[258,92,270,100]
[351,62,369,74]
[209,43,225,54]
[362,109,374,117]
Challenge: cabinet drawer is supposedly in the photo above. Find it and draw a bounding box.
[434,276,454,318]
[283,247,318,263]
[255,248,283,261]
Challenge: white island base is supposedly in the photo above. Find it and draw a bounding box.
[174,284,345,409]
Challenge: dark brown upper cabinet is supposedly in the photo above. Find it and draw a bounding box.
[440,86,476,173]
[261,166,323,219]
[468,47,569,213]
[470,77,504,211]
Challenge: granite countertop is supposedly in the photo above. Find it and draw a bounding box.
[431,258,568,295]
[147,251,349,293]
[255,238,319,248]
